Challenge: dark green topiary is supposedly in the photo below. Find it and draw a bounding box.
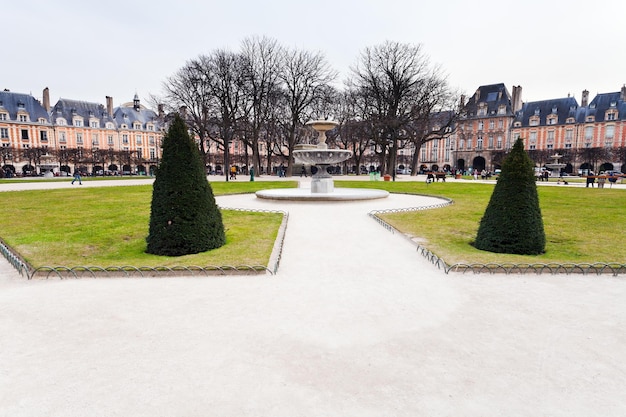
[146,114,225,256]
[474,138,546,255]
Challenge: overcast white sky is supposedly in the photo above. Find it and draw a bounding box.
[3,0,625,108]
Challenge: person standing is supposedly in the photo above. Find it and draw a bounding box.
[71,169,82,185]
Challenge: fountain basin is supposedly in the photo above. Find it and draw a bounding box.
[256,187,389,201]
[292,149,353,165]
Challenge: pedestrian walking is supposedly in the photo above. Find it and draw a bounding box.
[71,170,82,185]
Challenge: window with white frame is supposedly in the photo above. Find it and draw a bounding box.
[150,148,156,159]
[21,129,29,140]
[0,128,8,139]
[122,134,129,144]
[92,134,99,145]
[529,117,539,126]
[547,131,555,143]
[74,119,83,127]
[585,126,594,140]
[488,136,494,148]
[565,143,572,148]
[565,129,573,142]
[149,136,155,145]
[134,123,141,130]
[76,133,83,144]
[489,120,494,130]
[497,136,502,149]
[148,124,154,131]
[0,113,7,121]
[107,135,114,146]
[478,121,483,131]
[136,135,142,145]
[547,144,554,150]
[529,131,537,143]
[59,132,66,143]
[90,121,99,128]
[605,125,615,139]
[498,120,503,129]
[106,122,114,129]
[19,114,28,122]
[476,137,483,150]
[40,131,48,141]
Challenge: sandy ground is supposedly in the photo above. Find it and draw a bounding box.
[0,176,625,416]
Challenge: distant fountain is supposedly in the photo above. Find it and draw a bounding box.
[256,120,389,201]
[545,153,566,177]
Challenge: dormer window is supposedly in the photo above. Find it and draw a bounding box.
[498,105,506,115]
[534,108,540,116]
[0,113,7,121]
[529,117,539,126]
[610,101,617,108]
[147,124,154,131]
[566,117,575,124]
[551,106,558,114]
[586,116,595,122]
[547,117,557,125]
[19,114,28,122]
[106,122,114,129]
[606,110,617,121]
[90,121,99,128]
[134,123,141,130]
[74,119,83,127]
[39,118,46,124]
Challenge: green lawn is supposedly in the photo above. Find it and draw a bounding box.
[0,182,296,270]
[339,180,626,265]
[0,179,624,272]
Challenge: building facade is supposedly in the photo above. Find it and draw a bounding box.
[1,88,165,176]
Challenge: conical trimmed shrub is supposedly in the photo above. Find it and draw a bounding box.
[474,138,545,255]
[146,114,225,256]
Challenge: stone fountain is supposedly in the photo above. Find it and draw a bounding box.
[256,119,389,201]
[545,153,566,177]
[293,120,352,193]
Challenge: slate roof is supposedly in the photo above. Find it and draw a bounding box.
[50,98,113,125]
[463,83,514,117]
[0,90,49,122]
[113,96,160,128]
[584,92,626,122]
[514,97,583,126]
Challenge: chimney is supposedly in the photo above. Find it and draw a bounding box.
[42,87,50,112]
[511,85,523,113]
[459,95,466,109]
[158,104,164,119]
[581,90,589,107]
[475,88,481,101]
[106,96,113,117]
[621,85,626,101]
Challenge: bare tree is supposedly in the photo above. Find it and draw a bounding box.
[239,36,284,176]
[348,41,455,180]
[161,60,214,159]
[278,48,336,176]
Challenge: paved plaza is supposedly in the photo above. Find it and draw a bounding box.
[0,176,625,416]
